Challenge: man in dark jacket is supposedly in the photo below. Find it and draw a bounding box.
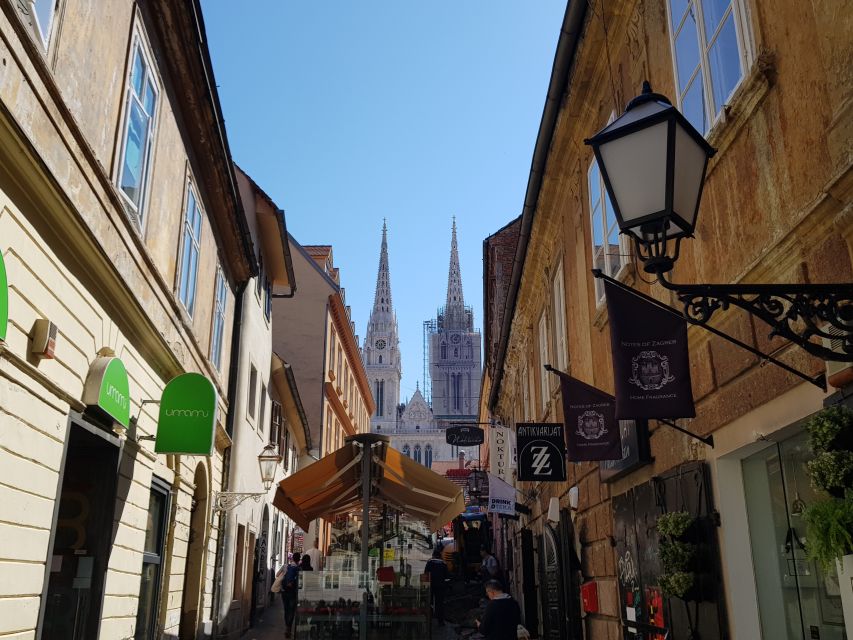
[477,579,521,640]
[281,552,301,638]
[424,548,449,625]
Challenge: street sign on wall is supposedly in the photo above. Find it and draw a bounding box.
[489,424,512,484]
[446,426,484,446]
[82,356,131,428]
[155,373,217,455]
[517,423,566,482]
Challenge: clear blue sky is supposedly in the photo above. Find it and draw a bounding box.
[203,1,566,401]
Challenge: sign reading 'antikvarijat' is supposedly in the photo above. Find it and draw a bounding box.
[516,423,566,482]
[604,281,695,419]
[554,370,623,462]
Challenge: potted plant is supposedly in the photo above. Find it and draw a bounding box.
[802,405,853,636]
[656,511,697,600]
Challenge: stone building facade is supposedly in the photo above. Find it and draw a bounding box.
[272,241,374,555]
[0,2,256,638]
[482,0,852,638]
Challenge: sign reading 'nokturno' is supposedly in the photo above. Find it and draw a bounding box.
[156,372,217,455]
[604,281,695,419]
[517,423,566,482]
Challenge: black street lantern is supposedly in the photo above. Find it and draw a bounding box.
[467,469,488,501]
[585,81,716,274]
[587,82,853,372]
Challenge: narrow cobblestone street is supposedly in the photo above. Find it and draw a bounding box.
[238,597,463,640]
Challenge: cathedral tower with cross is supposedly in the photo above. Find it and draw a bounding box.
[363,221,401,434]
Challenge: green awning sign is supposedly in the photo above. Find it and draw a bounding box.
[156,372,217,455]
[0,249,7,341]
[82,356,130,428]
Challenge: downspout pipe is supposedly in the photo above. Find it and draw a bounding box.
[212,279,247,637]
[488,0,588,411]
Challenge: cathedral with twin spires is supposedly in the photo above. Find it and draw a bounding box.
[362,220,481,469]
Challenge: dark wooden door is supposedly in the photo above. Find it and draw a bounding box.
[612,461,726,640]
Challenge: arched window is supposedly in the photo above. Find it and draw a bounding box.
[440,343,447,359]
[378,355,382,364]
[425,445,433,469]
[375,380,385,417]
[402,444,411,458]
[454,347,459,358]
[414,445,422,464]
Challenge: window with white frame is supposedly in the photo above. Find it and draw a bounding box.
[118,37,158,222]
[589,159,628,304]
[666,0,748,134]
[248,364,258,420]
[177,184,202,316]
[210,266,227,370]
[256,255,264,299]
[538,312,550,410]
[23,0,57,47]
[552,263,568,372]
[259,383,267,438]
[521,364,530,420]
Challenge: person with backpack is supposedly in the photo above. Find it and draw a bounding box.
[278,552,301,637]
[424,548,450,626]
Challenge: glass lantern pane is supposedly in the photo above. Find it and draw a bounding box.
[597,120,669,227]
[672,123,708,233]
[708,14,742,114]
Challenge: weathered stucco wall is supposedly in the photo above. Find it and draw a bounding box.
[493,0,852,636]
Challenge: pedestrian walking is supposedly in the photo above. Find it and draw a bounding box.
[479,546,500,581]
[299,554,313,571]
[281,552,301,638]
[476,579,521,640]
[424,548,449,626]
[304,537,322,571]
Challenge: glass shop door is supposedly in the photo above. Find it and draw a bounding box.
[742,430,846,640]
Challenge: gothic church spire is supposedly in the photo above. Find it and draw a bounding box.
[446,217,464,309]
[373,219,392,315]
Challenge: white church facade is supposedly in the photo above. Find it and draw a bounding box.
[362,221,480,469]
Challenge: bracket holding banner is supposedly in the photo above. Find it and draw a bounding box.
[592,269,827,391]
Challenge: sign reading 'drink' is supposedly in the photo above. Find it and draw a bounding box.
[517,423,566,482]
[82,356,131,428]
[445,426,484,446]
[156,372,217,455]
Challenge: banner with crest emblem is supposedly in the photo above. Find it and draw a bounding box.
[604,281,695,419]
[552,370,623,462]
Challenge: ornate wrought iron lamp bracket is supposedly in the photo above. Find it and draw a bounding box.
[657,272,853,362]
[213,492,264,512]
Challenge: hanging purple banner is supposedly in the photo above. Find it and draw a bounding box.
[604,281,695,419]
[554,371,623,462]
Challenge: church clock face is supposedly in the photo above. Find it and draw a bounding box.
[450,334,461,345]
[375,339,386,350]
